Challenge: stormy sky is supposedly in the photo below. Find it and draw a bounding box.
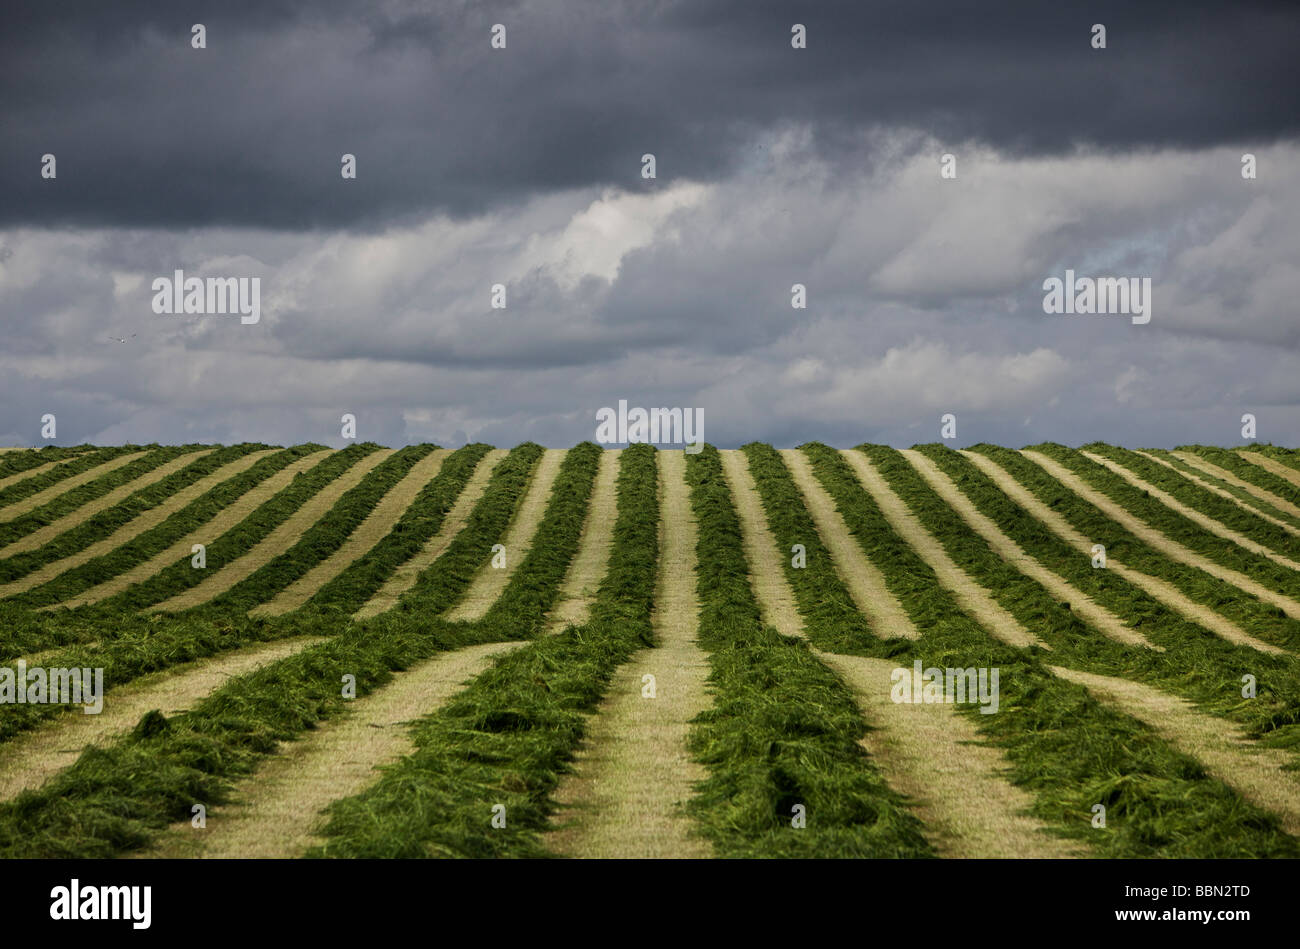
[2,0,1298,448]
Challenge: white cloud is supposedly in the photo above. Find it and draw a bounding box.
[2,138,1299,446]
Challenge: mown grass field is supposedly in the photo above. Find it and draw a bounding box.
[1,440,1299,859]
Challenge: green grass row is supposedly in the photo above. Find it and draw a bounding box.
[0,446,134,509]
[969,445,1300,651]
[0,613,513,856]
[792,443,1300,856]
[0,445,270,585]
[293,441,600,630]
[472,443,602,638]
[1144,448,1300,533]
[3,441,1296,857]
[302,443,493,614]
[0,445,95,480]
[301,442,560,624]
[310,443,635,857]
[0,443,546,741]
[1032,443,1300,601]
[0,447,319,659]
[190,445,438,616]
[890,445,1300,746]
[93,445,377,612]
[1171,446,1300,521]
[1240,444,1300,468]
[376,443,544,617]
[10,446,321,611]
[0,446,389,732]
[0,445,590,856]
[0,611,315,745]
[0,447,196,549]
[685,445,932,857]
[738,443,882,651]
[0,600,101,661]
[1084,443,1300,560]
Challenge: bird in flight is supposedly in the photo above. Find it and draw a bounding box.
[107,334,137,343]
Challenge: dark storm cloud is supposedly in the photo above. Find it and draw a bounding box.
[2,0,1297,229]
[6,137,1298,449]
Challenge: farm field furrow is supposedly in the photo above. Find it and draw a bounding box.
[352,449,506,620]
[0,449,278,598]
[546,451,712,858]
[250,449,451,617]
[1024,449,1300,619]
[443,449,565,622]
[51,449,331,609]
[840,449,1045,649]
[148,449,393,612]
[960,449,1287,655]
[1082,449,1300,568]
[0,440,1297,861]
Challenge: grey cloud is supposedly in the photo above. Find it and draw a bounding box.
[2,0,1297,229]
[3,2,1299,449]
[5,140,1300,449]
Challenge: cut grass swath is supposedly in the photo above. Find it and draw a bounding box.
[0,448,177,543]
[303,443,493,616]
[684,445,933,858]
[309,444,657,857]
[546,449,712,858]
[107,445,373,612]
[0,445,267,589]
[0,442,602,856]
[962,445,1300,652]
[791,443,1300,857]
[13,446,322,610]
[1028,444,1300,605]
[0,447,138,512]
[0,447,98,491]
[892,446,1300,739]
[443,448,567,622]
[1081,446,1300,568]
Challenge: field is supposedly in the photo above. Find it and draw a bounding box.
[1,440,1299,859]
